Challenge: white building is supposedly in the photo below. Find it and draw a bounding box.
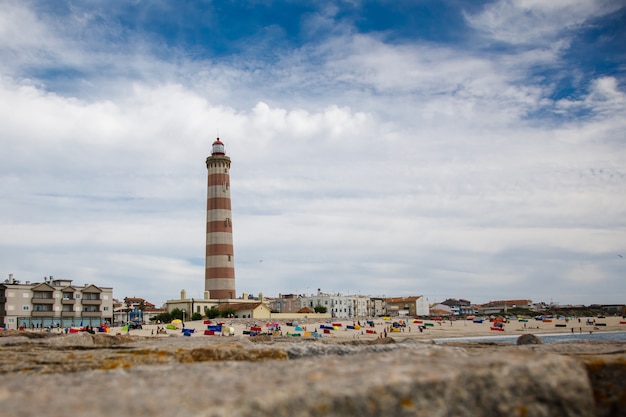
[300,290,353,318]
[352,295,371,318]
[386,296,430,317]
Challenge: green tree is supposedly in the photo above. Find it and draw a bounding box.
[170,308,184,320]
[191,312,202,321]
[314,305,327,314]
[150,311,172,323]
[205,306,220,319]
[220,308,236,318]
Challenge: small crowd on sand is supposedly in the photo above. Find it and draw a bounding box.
[99,315,626,341]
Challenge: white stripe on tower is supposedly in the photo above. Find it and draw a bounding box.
[205,137,236,299]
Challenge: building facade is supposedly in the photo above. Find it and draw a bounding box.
[205,138,236,299]
[370,297,387,317]
[385,296,430,317]
[301,290,355,319]
[476,299,532,315]
[352,295,371,318]
[0,274,113,329]
[269,294,303,314]
[441,298,474,316]
[113,297,166,326]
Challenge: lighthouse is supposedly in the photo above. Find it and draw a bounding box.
[205,138,236,299]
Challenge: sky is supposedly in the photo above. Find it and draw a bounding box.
[1,0,625,307]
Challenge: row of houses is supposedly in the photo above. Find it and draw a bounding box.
[266,293,560,318]
[265,293,542,319]
[5,272,621,328]
[429,299,626,316]
[267,290,430,318]
[159,289,431,320]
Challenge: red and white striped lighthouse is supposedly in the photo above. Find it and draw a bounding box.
[205,137,236,299]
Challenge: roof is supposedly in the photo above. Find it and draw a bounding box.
[125,297,146,302]
[216,302,267,312]
[297,307,314,313]
[386,296,422,303]
[480,300,531,308]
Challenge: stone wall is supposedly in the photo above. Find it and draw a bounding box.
[0,332,623,416]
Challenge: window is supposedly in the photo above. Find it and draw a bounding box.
[22,305,29,311]
[103,306,109,311]
[33,291,53,299]
[83,293,100,300]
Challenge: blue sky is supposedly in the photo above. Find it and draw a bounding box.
[1,0,625,307]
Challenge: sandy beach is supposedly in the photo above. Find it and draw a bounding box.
[114,315,626,341]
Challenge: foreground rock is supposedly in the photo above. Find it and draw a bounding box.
[0,332,624,417]
[517,333,543,345]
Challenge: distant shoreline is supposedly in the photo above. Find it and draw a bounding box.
[434,330,626,344]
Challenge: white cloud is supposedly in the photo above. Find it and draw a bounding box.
[0,1,624,305]
[465,0,622,45]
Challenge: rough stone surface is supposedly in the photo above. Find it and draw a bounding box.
[579,352,626,417]
[0,332,624,417]
[517,333,543,345]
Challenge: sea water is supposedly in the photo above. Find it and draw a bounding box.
[434,331,626,344]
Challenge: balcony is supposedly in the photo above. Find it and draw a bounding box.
[81,299,102,306]
[32,310,55,317]
[81,311,101,317]
[61,311,77,317]
[61,298,76,305]
[32,298,55,305]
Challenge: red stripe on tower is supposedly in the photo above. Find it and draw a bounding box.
[205,138,236,299]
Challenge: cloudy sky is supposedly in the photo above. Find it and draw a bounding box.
[1,0,625,307]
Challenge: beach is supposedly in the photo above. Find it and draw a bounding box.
[116,314,626,341]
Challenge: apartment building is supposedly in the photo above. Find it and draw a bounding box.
[385,296,430,317]
[269,293,303,314]
[441,298,474,316]
[301,290,355,319]
[0,274,113,329]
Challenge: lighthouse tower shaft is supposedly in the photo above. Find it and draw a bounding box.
[205,138,236,299]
